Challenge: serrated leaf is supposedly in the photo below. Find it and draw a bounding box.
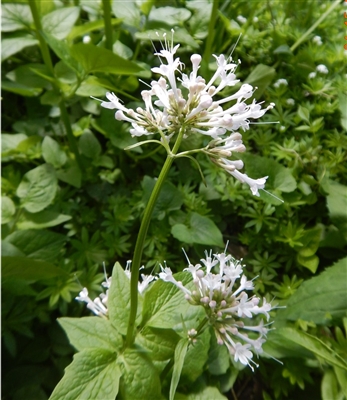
[58,317,123,352]
[1,196,16,224]
[49,349,121,400]
[42,7,80,40]
[276,327,347,371]
[42,136,67,168]
[170,338,189,400]
[118,348,161,400]
[171,212,224,247]
[107,262,142,335]
[16,164,58,213]
[277,258,347,324]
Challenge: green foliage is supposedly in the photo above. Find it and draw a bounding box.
[2,0,346,399]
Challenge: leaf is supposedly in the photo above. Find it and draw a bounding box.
[171,212,224,247]
[326,180,347,241]
[4,229,66,263]
[118,348,161,400]
[175,386,228,400]
[49,349,121,400]
[56,160,82,188]
[16,210,71,230]
[208,332,230,375]
[148,7,192,25]
[170,338,189,400]
[276,258,347,325]
[58,317,123,352]
[244,64,276,97]
[1,36,38,62]
[1,80,43,97]
[107,262,142,335]
[42,136,68,168]
[6,64,49,90]
[2,256,68,282]
[42,7,80,40]
[70,43,143,75]
[78,131,102,159]
[321,369,338,400]
[1,133,27,155]
[1,196,16,224]
[136,326,180,361]
[16,164,58,213]
[111,1,141,27]
[1,3,33,32]
[136,28,199,49]
[276,327,347,371]
[68,18,122,40]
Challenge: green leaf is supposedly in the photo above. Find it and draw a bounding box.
[136,326,180,361]
[1,133,27,156]
[111,1,141,27]
[4,229,66,263]
[118,348,161,400]
[136,28,199,49]
[276,327,347,371]
[175,386,228,400]
[326,180,347,241]
[56,160,82,188]
[321,369,338,400]
[276,258,347,325]
[2,256,68,282]
[244,64,276,97]
[1,80,43,97]
[1,36,38,62]
[142,176,184,220]
[1,3,33,32]
[42,7,80,40]
[78,131,102,159]
[1,196,16,224]
[297,105,310,123]
[68,18,122,40]
[107,262,142,335]
[148,6,191,25]
[49,349,121,400]
[1,241,25,257]
[170,338,189,400]
[296,253,319,274]
[171,212,224,247]
[42,136,68,168]
[58,317,123,352]
[70,43,143,75]
[16,164,58,213]
[208,332,230,375]
[6,64,49,90]
[16,209,71,230]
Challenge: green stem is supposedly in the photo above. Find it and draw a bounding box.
[203,0,219,64]
[125,127,185,346]
[28,0,83,170]
[102,0,113,51]
[290,0,341,53]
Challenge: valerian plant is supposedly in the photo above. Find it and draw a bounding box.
[50,32,277,400]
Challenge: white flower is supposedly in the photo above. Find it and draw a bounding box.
[98,32,274,196]
[312,35,322,46]
[316,64,328,74]
[308,72,317,79]
[273,79,288,88]
[83,35,91,44]
[237,15,247,24]
[159,250,273,371]
[286,98,295,106]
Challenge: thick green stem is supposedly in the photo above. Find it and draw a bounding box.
[203,0,219,65]
[28,0,83,170]
[102,0,113,51]
[125,127,185,346]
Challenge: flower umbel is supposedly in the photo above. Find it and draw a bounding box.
[159,249,273,371]
[99,31,274,196]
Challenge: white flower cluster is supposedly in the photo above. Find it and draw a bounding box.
[159,250,273,371]
[99,31,274,196]
[309,64,329,79]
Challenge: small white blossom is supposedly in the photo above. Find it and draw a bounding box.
[273,79,288,88]
[82,35,91,44]
[312,35,322,46]
[286,98,295,106]
[159,250,274,371]
[98,32,274,196]
[308,72,317,79]
[237,15,247,24]
[316,64,328,74]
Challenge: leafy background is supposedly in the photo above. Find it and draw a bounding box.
[1,0,347,399]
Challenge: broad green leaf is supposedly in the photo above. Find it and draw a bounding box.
[171,212,224,247]
[70,43,143,75]
[244,64,276,97]
[112,0,141,27]
[2,256,68,282]
[175,386,228,400]
[6,64,49,90]
[277,258,347,325]
[118,348,161,400]
[326,180,347,240]
[1,241,25,257]
[4,229,66,262]
[148,7,191,25]
[141,272,193,329]
[1,3,33,32]
[42,7,80,40]
[1,36,38,62]
[16,210,71,230]
[208,332,230,375]
[58,317,123,352]
[16,164,58,213]
[321,369,338,400]
[170,338,189,400]
[1,133,27,155]
[296,253,319,274]
[68,18,122,40]
[1,80,43,97]
[1,196,16,224]
[75,77,108,97]
[56,160,82,188]
[136,28,199,49]
[186,0,212,40]
[78,131,102,159]
[42,136,67,168]
[297,105,310,123]
[49,349,121,400]
[142,176,184,220]
[107,262,142,335]
[181,328,210,383]
[276,327,347,371]
[136,326,180,361]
